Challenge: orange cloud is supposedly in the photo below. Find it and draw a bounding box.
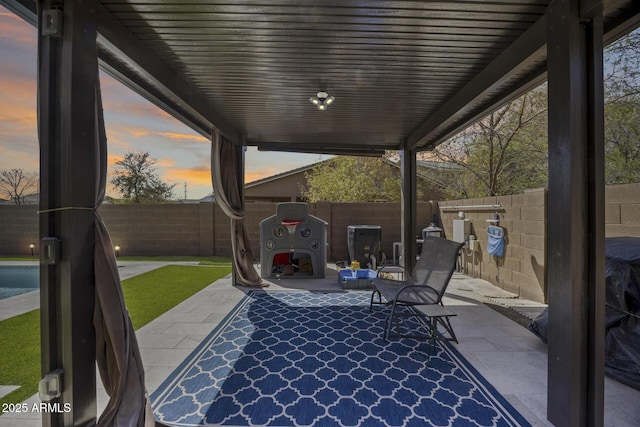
[0,102,37,127]
[130,128,150,138]
[158,132,208,143]
[165,167,212,185]
[0,11,36,46]
[101,89,175,123]
[0,77,36,99]
[156,158,176,168]
[0,149,38,170]
[156,109,174,121]
[0,77,37,129]
[107,153,175,168]
[103,132,134,150]
[165,167,279,188]
[107,153,121,166]
[245,168,278,183]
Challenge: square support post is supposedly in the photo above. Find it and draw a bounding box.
[37,0,99,425]
[546,1,605,425]
[401,148,417,273]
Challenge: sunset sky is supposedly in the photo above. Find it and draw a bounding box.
[0,6,330,200]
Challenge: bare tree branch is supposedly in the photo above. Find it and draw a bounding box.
[432,84,548,198]
[0,169,38,205]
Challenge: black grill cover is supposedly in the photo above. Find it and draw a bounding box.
[529,237,640,390]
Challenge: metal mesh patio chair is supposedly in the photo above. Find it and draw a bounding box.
[370,237,464,343]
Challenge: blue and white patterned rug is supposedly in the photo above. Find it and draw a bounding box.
[150,291,531,426]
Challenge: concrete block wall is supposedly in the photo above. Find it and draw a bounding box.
[246,201,433,263]
[0,200,445,261]
[515,189,547,302]
[245,203,281,258]
[0,202,433,261]
[325,202,433,263]
[4,182,640,300]
[0,205,39,256]
[438,182,640,303]
[605,183,640,237]
[100,204,202,256]
[198,203,215,257]
[439,188,547,303]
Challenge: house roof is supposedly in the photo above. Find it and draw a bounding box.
[245,155,455,191]
[245,159,329,188]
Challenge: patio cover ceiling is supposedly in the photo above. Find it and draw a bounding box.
[6,0,640,156]
[1,2,640,425]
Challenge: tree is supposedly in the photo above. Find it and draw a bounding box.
[301,156,402,202]
[0,168,38,205]
[603,29,640,184]
[421,28,640,197]
[604,100,640,184]
[604,30,640,104]
[432,85,548,199]
[111,151,175,203]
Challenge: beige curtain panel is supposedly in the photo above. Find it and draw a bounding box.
[211,130,263,287]
[92,78,161,426]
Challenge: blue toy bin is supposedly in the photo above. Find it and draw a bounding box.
[338,269,376,289]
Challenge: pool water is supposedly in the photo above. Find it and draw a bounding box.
[0,266,39,300]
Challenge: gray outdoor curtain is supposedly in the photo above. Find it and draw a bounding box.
[92,79,160,426]
[211,130,263,286]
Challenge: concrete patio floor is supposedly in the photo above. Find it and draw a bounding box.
[1,262,639,426]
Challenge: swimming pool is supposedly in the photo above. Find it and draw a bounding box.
[0,266,39,300]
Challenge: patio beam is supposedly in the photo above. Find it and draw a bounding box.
[37,0,99,425]
[256,143,386,157]
[0,0,36,25]
[546,0,605,425]
[600,1,640,46]
[581,0,632,19]
[400,148,417,273]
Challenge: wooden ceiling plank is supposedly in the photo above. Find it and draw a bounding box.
[133,26,523,39]
[120,18,534,32]
[406,14,547,150]
[92,1,241,141]
[8,0,637,154]
[103,1,548,16]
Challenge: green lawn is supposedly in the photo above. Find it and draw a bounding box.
[0,255,232,265]
[0,256,38,261]
[0,263,231,408]
[123,265,231,329]
[116,255,232,265]
[0,311,40,408]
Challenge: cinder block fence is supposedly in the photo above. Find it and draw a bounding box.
[0,201,434,264]
[3,182,640,303]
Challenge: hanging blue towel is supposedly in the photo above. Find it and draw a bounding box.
[487,225,505,257]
